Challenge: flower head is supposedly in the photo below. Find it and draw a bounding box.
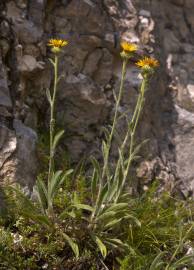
[136,57,159,69]
[120,41,137,59]
[121,42,137,53]
[136,56,159,77]
[48,39,68,53]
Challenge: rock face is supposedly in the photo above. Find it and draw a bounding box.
[0,0,194,196]
[134,0,194,196]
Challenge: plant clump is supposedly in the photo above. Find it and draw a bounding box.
[0,38,193,270]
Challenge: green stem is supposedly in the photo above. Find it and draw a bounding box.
[129,78,146,157]
[130,92,142,128]
[92,58,128,221]
[101,58,128,182]
[115,77,147,201]
[48,55,58,185]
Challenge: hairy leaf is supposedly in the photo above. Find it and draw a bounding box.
[46,88,52,104]
[62,232,79,258]
[35,178,48,212]
[93,235,107,258]
[72,203,94,212]
[52,130,64,151]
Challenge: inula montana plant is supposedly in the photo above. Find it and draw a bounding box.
[36,39,73,219]
[1,39,193,270]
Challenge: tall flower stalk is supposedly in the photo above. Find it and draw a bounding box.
[36,39,69,217]
[91,52,159,223]
[102,42,137,180]
[114,56,159,201]
[101,58,127,183]
[91,42,137,220]
[48,54,58,183]
[114,73,147,201]
[47,39,68,183]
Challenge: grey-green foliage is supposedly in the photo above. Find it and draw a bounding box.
[35,169,73,215]
[1,181,194,269]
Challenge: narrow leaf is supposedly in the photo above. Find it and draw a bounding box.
[62,233,79,258]
[95,183,108,216]
[91,169,98,202]
[46,88,52,104]
[105,238,128,250]
[48,58,55,66]
[149,251,166,270]
[101,126,110,142]
[171,255,194,268]
[102,140,108,161]
[36,178,48,209]
[91,157,101,201]
[104,218,123,229]
[124,214,141,227]
[97,210,116,221]
[49,169,73,201]
[105,203,128,213]
[52,130,64,151]
[91,157,101,175]
[93,235,107,258]
[48,170,63,200]
[73,203,94,212]
[113,89,118,102]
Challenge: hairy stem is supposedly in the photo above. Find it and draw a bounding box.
[102,58,128,182]
[92,58,128,220]
[48,55,58,207]
[115,77,147,201]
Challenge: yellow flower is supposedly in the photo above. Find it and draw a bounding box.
[121,42,137,53]
[48,39,68,53]
[136,57,159,69]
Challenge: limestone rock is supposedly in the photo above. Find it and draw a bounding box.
[0,126,16,172]
[0,56,12,108]
[19,55,45,74]
[13,120,38,190]
[57,74,108,161]
[14,21,42,44]
[0,0,194,196]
